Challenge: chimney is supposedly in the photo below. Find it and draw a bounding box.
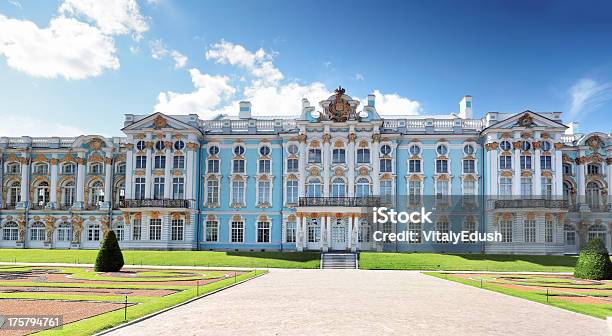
[459,95,473,119]
[367,93,375,107]
[239,101,251,119]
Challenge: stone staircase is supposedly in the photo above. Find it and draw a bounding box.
[321,253,358,269]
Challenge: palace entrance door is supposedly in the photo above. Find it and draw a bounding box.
[330,218,348,251]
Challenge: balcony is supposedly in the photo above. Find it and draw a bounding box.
[119,199,190,209]
[493,198,568,209]
[298,197,381,207]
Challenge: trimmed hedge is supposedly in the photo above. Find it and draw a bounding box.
[574,238,612,280]
[94,231,124,272]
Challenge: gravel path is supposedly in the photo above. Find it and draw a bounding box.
[105,269,608,336]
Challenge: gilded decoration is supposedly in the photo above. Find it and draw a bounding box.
[310,140,320,148]
[517,114,535,128]
[297,133,307,143]
[150,211,160,219]
[153,116,168,129]
[88,138,104,150]
[322,133,331,144]
[587,136,602,150]
[348,133,357,143]
[75,157,86,165]
[542,170,553,177]
[358,167,369,176]
[71,215,84,243]
[50,158,59,165]
[125,143,134,150]
[104,157,113,165]
[372,133,381,142]
[436,174,450,181]
[16,216,26,243]
[32,154,49,163]
[521,170,533,177]
[186,142,199,150]
[607,158,612,165]
[541,132,550,139]
[164,141,173,149]
[512,141,521,149]
[484,142,498,151]
[44,215,55,243]
[100,216,110,236]
[575,156,588,165]
[553,142,563,150]
[309,167,320,176]
[532,141,541,149]
[145,141,154,149]
[319,86,358,122]
[358,140,369,148]
[500,170,512,177]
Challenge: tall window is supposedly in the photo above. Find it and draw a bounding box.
[232,159,245,173]
[36,182,50,207]
[380,180,393,198]
[588,224,606,243]
[116,182,125,204]
[116,163,126,174]
[587,164,600,175]
[149,219,162,240]
[564,224,575,246]
[231,180,245,205]
[258,159,271,174]
[520,177,532,197]
[436,221,450,243]
[257,221,271,243]
[172,177,184,199]
[154,155,166,169]
[153,177,165,199]
[408,181,421,205]
[132,219,142,240]
[62,182,75,208]
[207,158,219,173]
[89,181,104,207]
[524,220,536,243]
[306,178,322,197]
[540,156,552,170]
[408,222,421,243]
[500,220,513,242]
[173,155,185,169]
[464,220,477,243]
[286,158,298,172]
[257,180,270,204]
[499,178,512,197]
[87,224,100,241]
[2,222,18,241]
[499,155,512,169]
[545,220,554,243]
[7,163,20,174]
[286,180,298,204]
[206,180,219,205]
[307,219,320,243]
[436,180,449,198]
[205,220,218,242]
[541,177,552,198]
[171,219,184,241]
[356,148,370,163]
[30,222,45,241]
[90,163,103,174]
[463,159,475,173]
[286,221,296,243]
[436,159,448,174]
[332,149,345,164]
[586,182,602,209]
[114,225,124,241]
[463,180,476,195]
[355,178,371,197]
[380,158,392,173]
[308,148,321,164]
[520,155,532,170]
[134,177,145,199]
[562,163,572,175]
[409,159,421,173]
[34,163,49,174]
[135,155,146,169]
[231,221,244,243]
[62,163,76,175]
[331,178,346,197]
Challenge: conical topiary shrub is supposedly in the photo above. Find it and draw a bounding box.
[574,238,612,280]
[94,230,124,272]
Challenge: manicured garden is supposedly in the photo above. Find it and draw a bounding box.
[359,252,579,272]
[0,265,263,335]
[0,249,321,269]
[426,272,612,319]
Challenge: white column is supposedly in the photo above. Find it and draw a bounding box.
[347,215,353,251]
[576,150,586,205]
[326,214,332,251]
[372,137,380,195]
[185,143,196,203]
[320,215,327,251]
[554,144,563,197]
[103,153,113,206]
[298,140,306,198]
[490,146,499,196]
[144,141,153,199]
[347,134,356,197]
[19,153,29,207]
[322,135,331,197]
[125,145,134,199]
[49,155,58,209]
[76,153,85,208]
[512,145,521,196]
[607,156,612,206]
[296,215,304,251]
[534,146,541,196]
[163,139,172,199]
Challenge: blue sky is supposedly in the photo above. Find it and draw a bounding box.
[0,0,611,137]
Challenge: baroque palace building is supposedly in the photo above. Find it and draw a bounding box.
[0,87,610,254]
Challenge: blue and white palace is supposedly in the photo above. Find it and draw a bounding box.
[0,88,610,254]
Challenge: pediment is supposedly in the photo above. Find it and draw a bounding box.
[122,113,201,134]
[486,111,567,131]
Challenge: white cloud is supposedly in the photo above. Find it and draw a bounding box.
[242,82,330,116]
[154,68,236,114]
[0,115,86,137]
[0,15,119,80]
[149,39,187,69]
[354,73,364,81]
[205,40,283,85]
[568,78,612,120]
[59,0,148,39]
[367,90,421,116]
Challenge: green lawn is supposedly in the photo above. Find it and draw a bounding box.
[359,252,578,272]
[426,272,612,319]
[0,249,320,269]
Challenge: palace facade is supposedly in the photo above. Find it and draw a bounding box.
[0,88,610,254]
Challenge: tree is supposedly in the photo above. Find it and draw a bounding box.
[94,230,124,272]
[574,238,612,280]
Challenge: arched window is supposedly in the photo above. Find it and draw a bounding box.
[62,163,76,175]
[116,182,125,205]
[588,224,607,243]
[586,182,602,209]
[57,222,72,241]
[6,162,20,174]
[30,222,45,241]
[33,163,48,175]
[306,178,322,197]
[89,181,104,207]
[35,181,50,208]
[89,163,103,175]
[7,181,21,207]
[562,182,574,204]
[331,178,346,197]
[2,221,18,241]
[62,181,75,208]
[115,163,126,174]
[355,178,371,197]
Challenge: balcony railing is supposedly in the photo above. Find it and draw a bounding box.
[298,197,381,207]
[494,199,568,209]
[119,199,190,209]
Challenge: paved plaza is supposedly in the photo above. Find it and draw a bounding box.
[107,269,608,336]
